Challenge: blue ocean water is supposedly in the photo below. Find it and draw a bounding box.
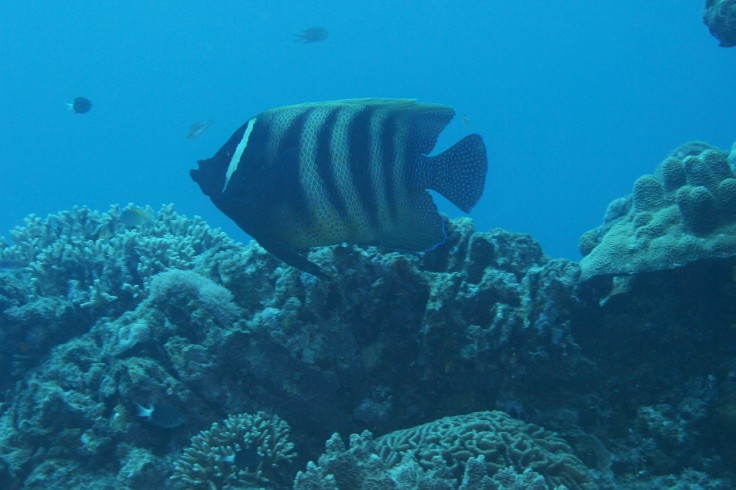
[1,1,734,259]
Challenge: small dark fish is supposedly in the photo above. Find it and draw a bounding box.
[190,98,488,278]
[135,401,186,429]
[187,120,213,139]
[68,96,92,114]
[0,259,26,273]
[294,26,329,43]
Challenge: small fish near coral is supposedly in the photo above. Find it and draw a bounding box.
[190,98,488,277]
[67,96,92,114]
[91,205,152,240]
[294,26,329,43]
[119,206,152,228]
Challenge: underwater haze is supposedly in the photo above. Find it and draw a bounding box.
[1,1,734,258]
[5,2,736,488]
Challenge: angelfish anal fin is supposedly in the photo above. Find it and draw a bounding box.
[256,237,332,279]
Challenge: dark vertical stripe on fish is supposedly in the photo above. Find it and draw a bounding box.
[278,109,314,225]
[242,119,270,170]
[347,107,380,231]
[379,113,399,222]
[315,108,348,223]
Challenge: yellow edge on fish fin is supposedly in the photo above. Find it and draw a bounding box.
[329,98,454,114]
[267,98,453,114]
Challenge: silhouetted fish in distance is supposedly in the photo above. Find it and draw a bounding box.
[191,98,488,278]
[294,26,328,43]
[187,120,213,139]
[68,96,92,114]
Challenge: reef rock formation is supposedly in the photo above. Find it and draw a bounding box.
[1,196,735,488]
[0,204,592,489]
[704,0,736,47]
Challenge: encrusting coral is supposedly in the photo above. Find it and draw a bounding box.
[579,141,736,279]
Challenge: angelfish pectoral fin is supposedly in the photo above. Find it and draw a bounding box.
[256,238,332,279]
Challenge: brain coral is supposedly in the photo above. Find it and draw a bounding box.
[294,429,554,490]
[171,411,297,489]
[372,410,592,489]
[579,141,736,280]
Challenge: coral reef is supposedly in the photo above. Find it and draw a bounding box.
[579,142,736,279]
[0,204,240,387]
[704,0,736,47]
[293,431,402,490]
[573,259,736,486]
[171,411,297,489]
[1,196,735,488]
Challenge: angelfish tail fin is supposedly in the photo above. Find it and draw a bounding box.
[418,134,488,213]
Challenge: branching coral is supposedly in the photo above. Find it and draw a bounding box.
[0,204,242,376]
[171,411,297,489]
[0,203,239,313]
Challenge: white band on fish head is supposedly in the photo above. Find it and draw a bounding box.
[222,117,257,193]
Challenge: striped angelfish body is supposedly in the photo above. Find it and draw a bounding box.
[191,98,487,277]
[255,99,452,248]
